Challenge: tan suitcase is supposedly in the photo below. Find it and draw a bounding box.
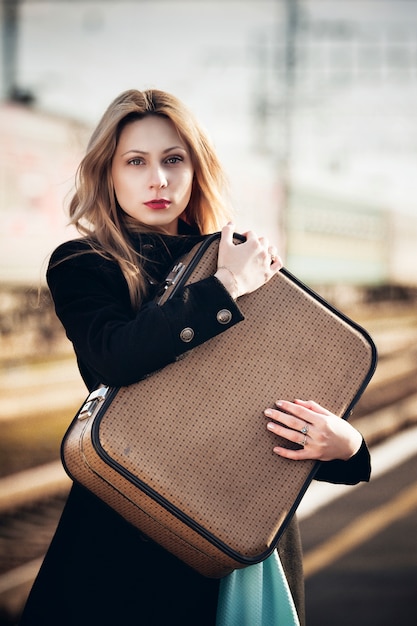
[61,232,377,578]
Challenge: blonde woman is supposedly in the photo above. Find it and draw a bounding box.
[20,89,370,626]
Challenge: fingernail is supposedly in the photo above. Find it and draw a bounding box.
[267,422,275,431]
[276,401,283,407]
[264,409,273,417]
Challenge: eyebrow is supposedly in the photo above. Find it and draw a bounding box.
[121,146,187,157]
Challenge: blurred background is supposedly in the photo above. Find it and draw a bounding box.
[0,1,416,624]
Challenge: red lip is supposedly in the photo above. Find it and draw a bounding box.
[144,199,171,210]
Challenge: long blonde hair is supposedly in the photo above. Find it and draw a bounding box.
[69,89,233,308]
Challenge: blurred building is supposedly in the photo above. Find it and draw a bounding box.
[254,1,417,289]
[0,102,89,283]
[0,0,416,291]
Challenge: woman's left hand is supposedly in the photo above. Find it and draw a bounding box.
[264,399,363,462]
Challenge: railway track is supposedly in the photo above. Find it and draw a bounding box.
[0,304,416,625]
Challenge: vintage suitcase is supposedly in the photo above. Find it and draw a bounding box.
[61,232,377,578]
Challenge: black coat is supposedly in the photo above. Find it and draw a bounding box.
[20,224,371,626]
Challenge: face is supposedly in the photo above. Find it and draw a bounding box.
[111,115,194,235]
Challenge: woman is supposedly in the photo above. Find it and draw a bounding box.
[20,89,370,626]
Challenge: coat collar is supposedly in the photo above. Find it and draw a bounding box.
[128,220,207,285]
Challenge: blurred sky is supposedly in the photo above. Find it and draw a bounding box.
[1,0,417,283]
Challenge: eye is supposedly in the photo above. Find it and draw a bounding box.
[127,157,144,166]
[165,155,183,165]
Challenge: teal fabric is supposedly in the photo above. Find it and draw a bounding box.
[216,550,300,626]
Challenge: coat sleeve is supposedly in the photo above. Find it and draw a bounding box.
[314,438,371,485]
[46,242,244,387]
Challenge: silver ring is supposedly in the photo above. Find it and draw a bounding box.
[301,424,309,435]
[301,435,307,446]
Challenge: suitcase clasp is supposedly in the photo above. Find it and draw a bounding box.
[164,262,186,288]
[78,386,109,421]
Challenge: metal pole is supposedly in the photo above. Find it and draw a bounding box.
[1,0,19,101]
[279,0,298,260]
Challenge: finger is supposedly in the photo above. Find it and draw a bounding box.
[255,238,274,271]
[274,400,316,426]
[293,398,331,416]
[266,419,316,459]
[218,223,235,265]
[269,252,283,272]
[272,445,317,460]
[241,229,259,243]
[268,245,281,266]
[258,236,269,249]
[220,222,235,245]
[270,255,283,270]
[276,399,331,421]
[266,419,311,447]
[264,406,310,433]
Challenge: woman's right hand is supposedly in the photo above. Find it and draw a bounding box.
[214,222,282,299]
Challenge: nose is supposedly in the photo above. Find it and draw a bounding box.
[149,164,168,189]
